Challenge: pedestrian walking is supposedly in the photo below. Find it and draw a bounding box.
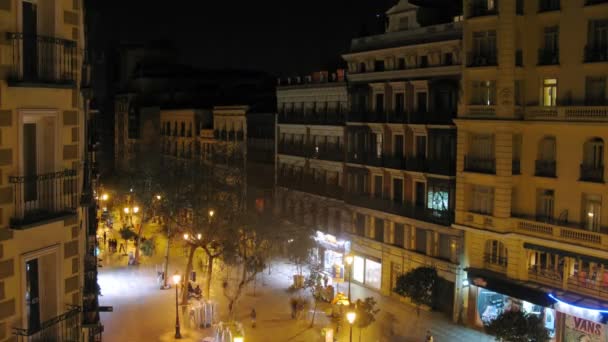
[103,231,107,247]
[119,242,126,254]
[250,308,257,328]
[425,330,434,342]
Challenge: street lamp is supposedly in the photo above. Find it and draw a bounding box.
[123,207,130,214]
[344,254,353,301]
[172,273,182,338]
[133,206,139,214]
[101,193,109,201]
[183,233,189,240]
[209,210,214,218]
[346,311,356,342]
[233,337,244,342]
[156,194,162,200]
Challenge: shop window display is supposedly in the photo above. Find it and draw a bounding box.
[353,256,365,283]
[477,288,555,338]
[365,259,382,290]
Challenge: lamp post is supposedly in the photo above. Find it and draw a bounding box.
[173,273,182,338]
[344,254,353,302]
[123,205,139,225]
[346,311,356,342]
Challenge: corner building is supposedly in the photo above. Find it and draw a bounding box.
[342,1,462,320]
[0,0,92,340]
[455,0,608,340]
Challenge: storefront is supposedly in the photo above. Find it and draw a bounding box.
[466,268,557,340]
[352,254,382,290]
[551,294,608,342]
[313,231,350,279]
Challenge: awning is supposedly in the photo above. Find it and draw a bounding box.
[466,268,556,307]
[524,243,608,265]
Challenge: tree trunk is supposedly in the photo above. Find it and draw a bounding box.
[133,212,146,264]
[181,244,197,305]
[309,299,318,327]
[161,223,170,289]
[205,255,214,298]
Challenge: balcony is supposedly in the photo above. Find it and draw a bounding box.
[277,174,343,200]
[467,52,497,67]
[311,145,344,162]
[278,142,309,158]
[567,275,608,301]
[348,111,386,123]
[427,159,456,176]
[538,0,560,12]
[512,159,521,175]
[6,33,77,87]
[409,111,455,125]
[538,49,559,65]
[384,155,407,170]
[406,156,427,172]
[464,156,496,174]
[468,3,498,18]
[580,164,604,183]
[387,111,407,124]
[347,151,384,167]
[9,169,78,229]
[346,193,453,226]
[584,45,608,63]
[513,215,608,249]
[525,106,608,121]
[13,307,81,342]
[278,111,345,125]
[528,267,563,288]
[483,253,507,271]
[467,105,496,117]
[585,0,608,5]
[535,160,556,177]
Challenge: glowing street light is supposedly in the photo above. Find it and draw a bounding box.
[233,337,244,342]
[156,194,162,200]
[183,233,189,240]
[133,206,140,214]
[172,273,182,338]
[101,194,109,201]
[123,207,130,214]
[197,233,202,240]
[346,311,356,342]
[209,210,214,218]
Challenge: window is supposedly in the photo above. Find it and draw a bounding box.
[416,92,428,113]
[393,178,403,203]
[586,77,606,105]
[415,228,427,254]
[588,20,608,50]
[427,184,450,211]
[359,62,367,73]
[538,136,556,161]
[536,189,554,221]
[399,17,409,30]
[542,78,558,106]
[485,240,507,267]
[355,213,366,236]
[375,133,383,158]
[374,60,385,72]
[471,81,496,105]
[419,55,428,68]
[415,182,426,207]
[443,53,453,65]
[394,93,405,114]
[472,30,497,57]
[375,93,385,113]
[583,138,604,168]
[394,135,404,156]
[374,218,384,242]
[543,26,559,52]
[397,58,406,69]
[471,185,494,215]
[438,235,453,261]
[514,80,523,105]
[374,175,383,198]
[393,223,405,247]
[415,135,427,158]
[583,194,602,232]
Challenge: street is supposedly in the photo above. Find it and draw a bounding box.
[97,219,494,342]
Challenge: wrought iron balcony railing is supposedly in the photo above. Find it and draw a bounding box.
[13,307,80,342]
[6,32,77,87]
[9,169,78,228]
[535,160,556,177]
[468,3,499,17]
[464,156,496,174]
[585,0,608,5]
[278,111,345,125]
[538,0,560,12]
[538,48,559,65]
[467,52,498,67]
[584,45,608,63]
[580,164,604,183]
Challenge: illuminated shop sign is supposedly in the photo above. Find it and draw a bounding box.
[314,231,350,251]
[549,294,608,323]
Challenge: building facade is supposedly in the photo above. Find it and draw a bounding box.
[341,1,462,319]
[0,0,92,340]
[455,0,608,340]
[276,70,350,278]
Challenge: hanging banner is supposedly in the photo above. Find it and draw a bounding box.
[564,314,606,342]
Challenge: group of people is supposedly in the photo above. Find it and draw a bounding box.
[106,238,124,254]
[187,282,203,300]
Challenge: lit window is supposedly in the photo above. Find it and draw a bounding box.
[542,78,558,107]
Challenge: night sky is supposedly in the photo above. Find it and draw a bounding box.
[91,0,396,74]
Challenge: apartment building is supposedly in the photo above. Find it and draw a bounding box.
[455,0,608,339]
[276,70,349,277]
[0,0,92,340]
[341,0,462,319]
